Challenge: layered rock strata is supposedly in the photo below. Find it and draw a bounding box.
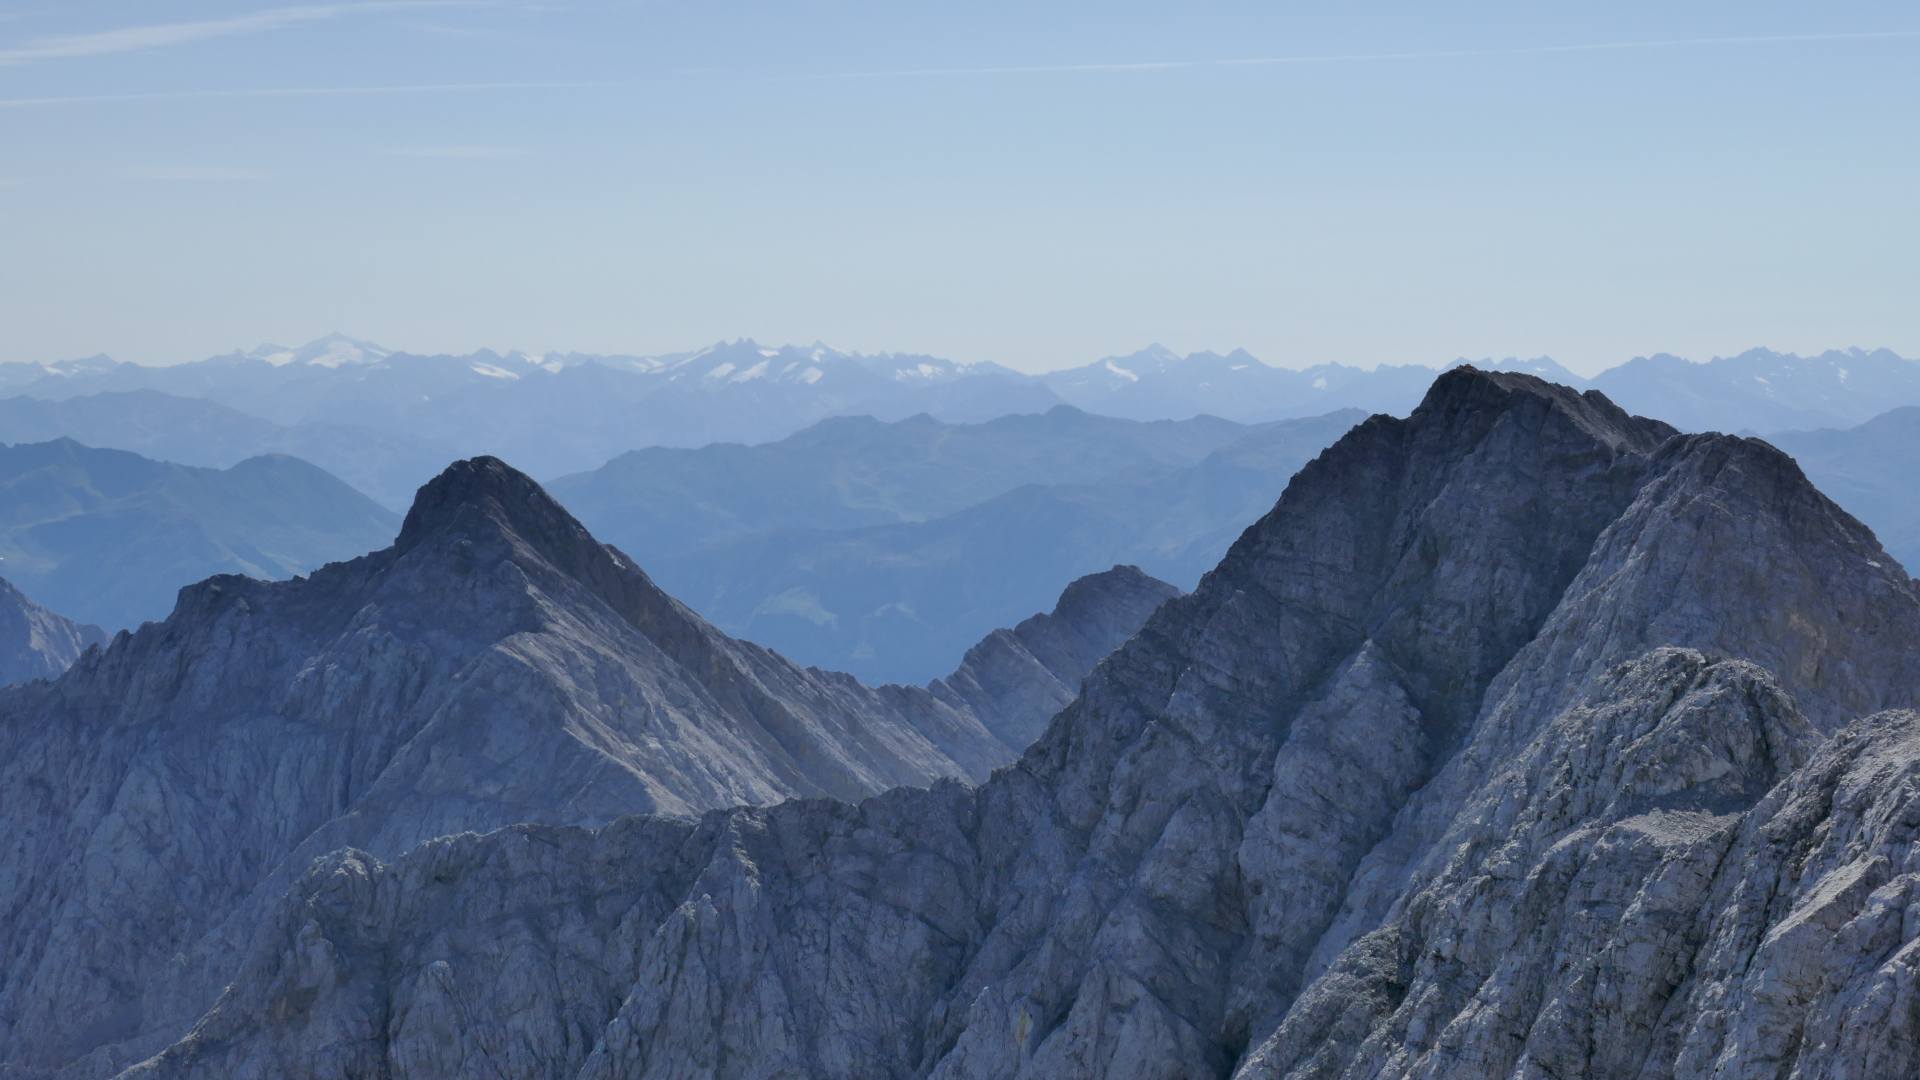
[0,459,1170,1078]
[117,368,1920,1080]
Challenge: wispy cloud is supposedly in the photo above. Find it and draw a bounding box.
[122,165,274,181]
[0,81,598,107]
[0,2,474,66]
[383,145,527,157]
[802,29,1920,81]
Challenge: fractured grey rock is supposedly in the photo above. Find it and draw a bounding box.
[20,366,1920,1080]
[0,574,105,685]
[0,458,1168,1079]
[927,564,1182,750]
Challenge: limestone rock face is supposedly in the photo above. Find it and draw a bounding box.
[927,564,1182,750]
[0,458,1168,1079]
[19,367,1920,1080]
[0,575,106,685]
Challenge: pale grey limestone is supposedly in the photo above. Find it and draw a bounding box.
[926,564,1182,751]
[0,575,106,685]
[0,459,1169,1079]
[16,366,1920,1080]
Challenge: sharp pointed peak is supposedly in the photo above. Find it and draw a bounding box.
[395,456,599,564]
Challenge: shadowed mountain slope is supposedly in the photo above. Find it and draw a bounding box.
[0,457,1171,1079]
[111,367,1920,1080]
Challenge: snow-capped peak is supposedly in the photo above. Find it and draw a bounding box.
[247,333,392,368]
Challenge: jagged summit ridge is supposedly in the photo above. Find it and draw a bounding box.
[385,453,690,644]
[110,366,1920,1080]
[0,451,1176,1078]
[1423,363,1675,452]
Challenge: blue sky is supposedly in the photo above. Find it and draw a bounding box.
[1,2,1916,375]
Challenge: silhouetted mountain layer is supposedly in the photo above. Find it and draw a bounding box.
[1765,404,1920,572]
[0,439,400,629]
[0,458,1172,1078]
[0,390,455,510]
[85,366,1920,1080]
[0,575,105,686]
[546,405,1255,553]
[633,409,1364,683]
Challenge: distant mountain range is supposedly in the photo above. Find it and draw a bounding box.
[0,390,454,510]
[0,335,1061,484]
[4,338,1918,648]
[545,406,1257,553]
[1586,347,1920,433]
[0,439,399,629]
[5,338,1913,515]
[1765,407,1920,575]
[23,369,1920,1079]
[552,406,1366,684]
[1047,344,1920,434]
[1038,344,1503,422]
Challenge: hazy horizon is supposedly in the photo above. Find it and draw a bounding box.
[4,2,1916,376]
[16,332,1908,381]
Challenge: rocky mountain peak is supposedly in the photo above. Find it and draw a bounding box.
[101,369,1920,1080]
[0,449,1179,1075]
[22,368,1920,1080]
[386,454,660,627]
[396,455,591,559]
[1419,363,1674,453]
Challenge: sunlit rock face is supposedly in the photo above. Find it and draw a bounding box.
[0,456,1172,1079]
[0,574,105,685]
[16,366,1920,1080]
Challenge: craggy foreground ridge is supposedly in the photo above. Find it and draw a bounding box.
[18,366,1920,1079]
[0,459,1172,1079]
